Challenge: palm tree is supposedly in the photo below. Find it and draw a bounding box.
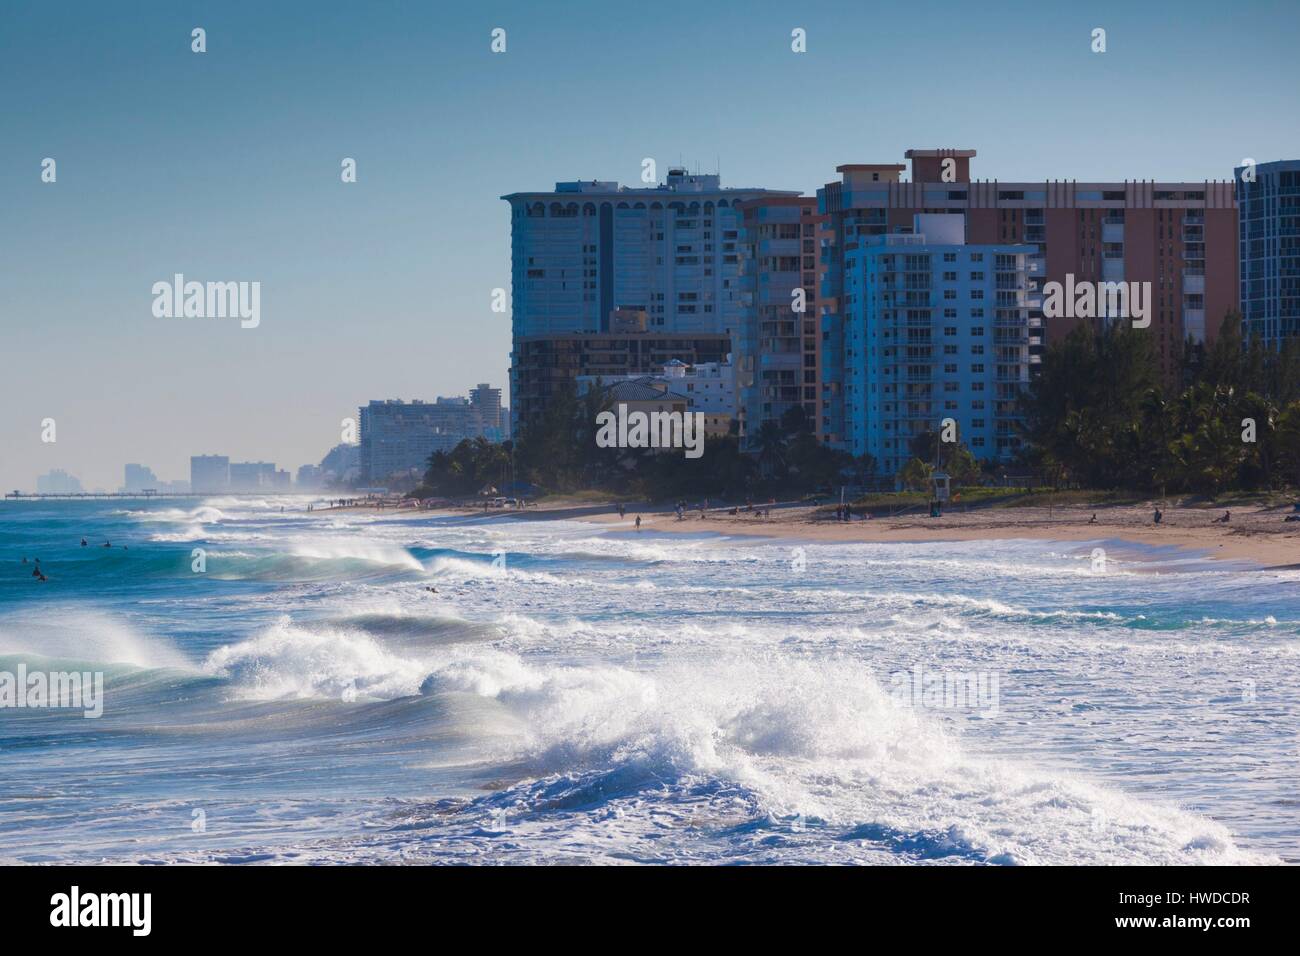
[752,420,788,478]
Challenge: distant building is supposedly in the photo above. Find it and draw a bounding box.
[358,386,507,485]
[296,464,324,489]
[229,461,276,492]
[318,443,360,486]
[36,469,83,494]
[469,383,505,439]
[190,455,230,494]
[159,479,190,494]
[123,463,159,493]
[1236,159,1300,349]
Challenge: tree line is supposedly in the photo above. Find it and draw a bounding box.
[1020,312,1300,494]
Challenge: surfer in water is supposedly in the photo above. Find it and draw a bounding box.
[81,538,87,546]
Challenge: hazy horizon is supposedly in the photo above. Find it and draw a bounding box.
[4,0,1298,492]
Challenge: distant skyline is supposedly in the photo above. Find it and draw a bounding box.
[3,0,1299,491]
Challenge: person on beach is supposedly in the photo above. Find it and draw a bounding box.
[1089,514,1097,524]
[635,516,641,530]
[1153,508,1162,525]
[1215,510,1231,523]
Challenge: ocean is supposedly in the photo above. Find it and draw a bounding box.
[1,497,1296,865]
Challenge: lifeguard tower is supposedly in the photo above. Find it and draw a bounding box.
[929,471,950,517]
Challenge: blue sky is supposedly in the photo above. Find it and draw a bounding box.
[2,0,1297,491]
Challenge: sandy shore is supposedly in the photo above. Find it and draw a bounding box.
[581,502,1300,568]
[313,495,1300,568]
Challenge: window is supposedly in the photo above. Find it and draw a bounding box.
[971,364,984,373]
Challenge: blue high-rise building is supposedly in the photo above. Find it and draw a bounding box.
[1236,159,1300,348]
[841,215,1036,472]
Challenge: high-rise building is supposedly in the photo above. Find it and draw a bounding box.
[123,463,159,493]
[816,148,1238,449]
[36,469,83,494]
[229,461,277,491]
[358,390,505,485]
[503,169,797,427]
[735,196,825,443]
[1236,159,1300,348]
[296,464,324,489]
[841,215,1034,473]
[190,455,230,494]
[469,383,505,440]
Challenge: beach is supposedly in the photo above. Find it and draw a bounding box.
[573,501,1300,568]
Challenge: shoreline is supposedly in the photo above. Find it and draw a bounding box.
[300,496,1299,569]
[578,503,1300,569]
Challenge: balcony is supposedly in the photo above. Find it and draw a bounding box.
[1183,309,1206,342]
[759,238,802,256]
[1183,273,1205,295]
[1102,222,1125,244]
[1102,258,1125,282]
